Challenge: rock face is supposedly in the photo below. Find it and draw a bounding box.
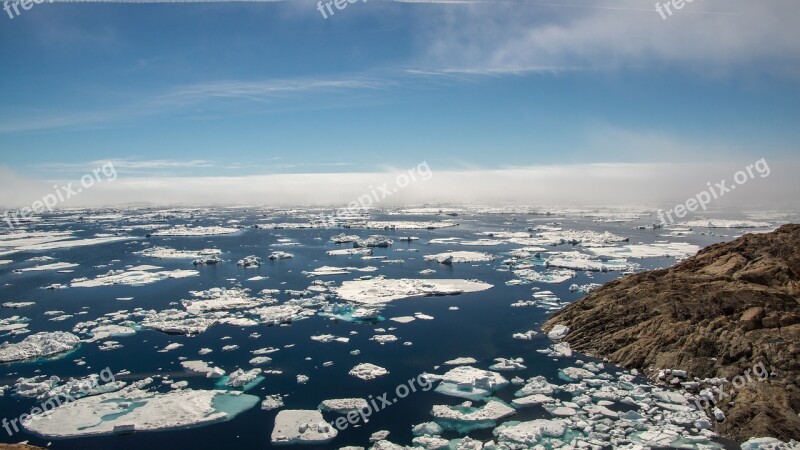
[544,224,800,442]
[0,445,46,450]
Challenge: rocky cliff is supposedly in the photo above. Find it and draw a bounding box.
[543,224,800,442]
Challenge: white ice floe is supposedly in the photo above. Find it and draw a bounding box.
[271,410,338,445]
[390,316,416,323]
[336,277,492,305]
[22,383,258,438]
[181,360,226,378]
[236,255,262,269]
[183,287,267,314]
[85,324,137,342]
[512,330,537,340]
[0,231,131,256]
[269,251,294,260]
[0,331,80,363]
[304,266,378,277]
[740,437,800,450]
[680,219,771,229]
[140,309,218,335]
[327,248,373,256]
[432,400,515,430]
[370,334,398,344]
[159,343,184,353]
[493,418,568,446]
[136,246,221,259]
[444,357,478,365]
[227,368,263,388]
[544,251,634,272]
[511,394,556,408]
[152,226,239,236]
[488,358,526,371]
[512,268,576,284]
[587,242,700,260]
[361,221,457,230]
[249,356,272,366]
[71,267,198,287]
[2,302,35,308]
[435,366,508,401]
[16,262,80,272]
[310,334,350,344]
[262,394,285,411]
[423,251,495,264]
[349,363,389,380]
[319,398,369,413]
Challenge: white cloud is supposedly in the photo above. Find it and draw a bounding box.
[410,0,800,75]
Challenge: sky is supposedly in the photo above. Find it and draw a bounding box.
[0,0,799,208]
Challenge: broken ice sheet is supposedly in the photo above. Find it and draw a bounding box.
[335,277,493,305]
[434,366,508,401]
[423,251,495,264]
[0,331,80,363]
[22,381,258,438]
[431,399,515,432]
[71,266,198,287]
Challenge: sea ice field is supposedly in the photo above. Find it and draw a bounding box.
[0,206,794,450]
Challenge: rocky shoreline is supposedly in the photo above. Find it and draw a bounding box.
[544,224,800,443]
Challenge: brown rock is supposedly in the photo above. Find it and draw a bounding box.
[544,224,800,442]
[0,445,46,450]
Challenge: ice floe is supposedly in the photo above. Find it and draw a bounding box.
[0,331,80,363]
[152,225,240,236]
[271,409,338,445]
[319,398,369,413]
[22,382,258,438]
[71,267,198,287]
[424,252,495,264]
[435,366,508,401]
[349,363,389,380]
[336,277,492,305]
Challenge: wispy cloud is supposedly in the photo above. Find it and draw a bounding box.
[409,0,800,75]
[0,76,388,134]
[156,78,386,105]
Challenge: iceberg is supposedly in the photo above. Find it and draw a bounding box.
[319,398,369,413]
[434,366,508,401]
[0,331,80,363]
[349,363,389,380]
[271,410,338,445]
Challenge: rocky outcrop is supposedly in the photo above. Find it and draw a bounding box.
[543,224,800,442]
[0,445,46,450]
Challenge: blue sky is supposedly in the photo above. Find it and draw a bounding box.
[0,0,799,206]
